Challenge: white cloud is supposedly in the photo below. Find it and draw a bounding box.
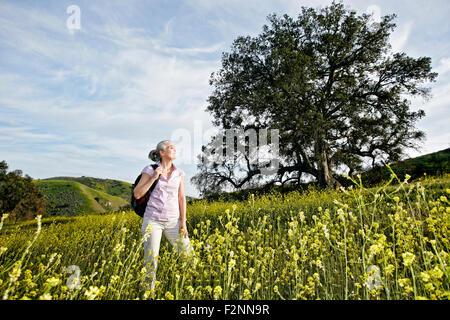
[390,20,413,53]
[436,57,450,75]
[0,125,65,143]
[0,1,225,196]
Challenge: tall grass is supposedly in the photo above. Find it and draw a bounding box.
[0,169,448,300]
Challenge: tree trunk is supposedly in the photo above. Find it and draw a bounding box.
[315,133,342,189]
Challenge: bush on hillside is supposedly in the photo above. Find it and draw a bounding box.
[0,160,46,222]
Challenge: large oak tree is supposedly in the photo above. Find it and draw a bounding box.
[192,1,437,196]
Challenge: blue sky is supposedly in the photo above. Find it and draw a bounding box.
[1,0,449,198]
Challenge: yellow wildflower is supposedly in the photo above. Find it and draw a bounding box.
[402,252,415,268]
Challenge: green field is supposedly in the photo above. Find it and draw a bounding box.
[1,169,448,300]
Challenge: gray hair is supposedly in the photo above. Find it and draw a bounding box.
[148,140,170,162]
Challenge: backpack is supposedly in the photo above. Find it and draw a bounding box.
[131,164,160,217]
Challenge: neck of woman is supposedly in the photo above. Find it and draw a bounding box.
[159,159,173,171]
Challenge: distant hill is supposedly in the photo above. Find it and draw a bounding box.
[359,147,450,186]
[41,176,133,201]
[33,179,129,217]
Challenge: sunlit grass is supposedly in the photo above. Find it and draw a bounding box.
[1,169,449,300]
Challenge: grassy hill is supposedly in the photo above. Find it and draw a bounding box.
[40,176,133,201]
[359,147,449,186]
[33,180,129,217]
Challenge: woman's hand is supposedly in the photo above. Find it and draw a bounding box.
[179,220,188,238]
[153,167,163,178]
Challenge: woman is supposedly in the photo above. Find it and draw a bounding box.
[134,140,194,293]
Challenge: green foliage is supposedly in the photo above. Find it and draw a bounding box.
[33,180,129,217]
[0,160,46,222]
[33,180,91,217]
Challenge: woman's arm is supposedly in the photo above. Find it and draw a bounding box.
[133,173,157,199]
[178,176,186,223]
[178,176,188,237]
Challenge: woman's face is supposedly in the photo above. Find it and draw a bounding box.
[161,142,176,160]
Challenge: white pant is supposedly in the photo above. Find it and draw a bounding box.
[140,217,194,290]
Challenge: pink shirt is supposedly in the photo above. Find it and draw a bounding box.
[141,162,185,222]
